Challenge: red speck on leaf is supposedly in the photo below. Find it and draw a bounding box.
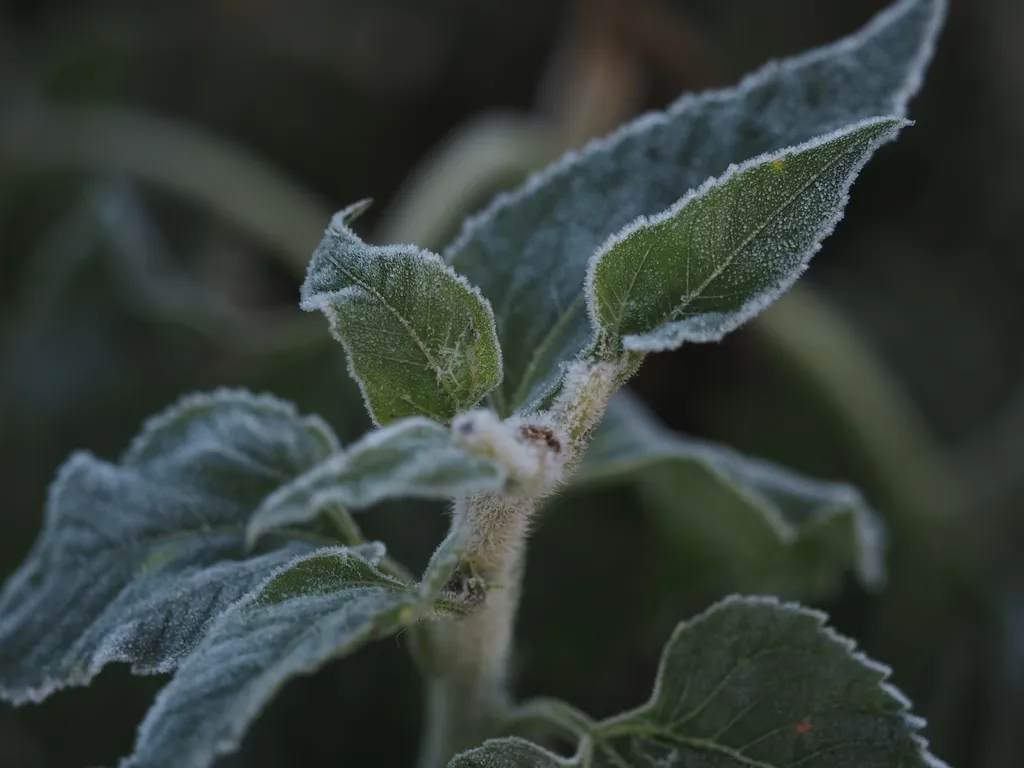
[794,719,813,735]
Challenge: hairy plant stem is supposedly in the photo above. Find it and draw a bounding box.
[415,360,621,768]
[416,494,535,768]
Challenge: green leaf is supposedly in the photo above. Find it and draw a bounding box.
[586,118,905,355]
[0,389,339,705]
[444,0,944,413]
[246,416,507,547]
[460,596,949,768]
[121,546,428,768]
[574,392,884,595]
[599,596,947,767]
[450,738,578,768]
[302,201,503,425]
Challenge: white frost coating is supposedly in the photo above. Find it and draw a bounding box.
[584,116,908,354]
[121,546,434,768]
[246,416,508,546]
[595,594,952,768]
[0,389,339,706]
[122,387,340,465]
[242,544,396,603]
[301,201,503,426]
[446,0,943,263]
[442,0,946,414]
[577,392,887,589]
[453,410,567,496]
[449,737,580,768]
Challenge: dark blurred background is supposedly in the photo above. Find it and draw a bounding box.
[0,0,1020,766]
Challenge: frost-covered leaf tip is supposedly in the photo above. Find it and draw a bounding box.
[444,0,945,414]
[586,118,906,357]
[302,201,503,426]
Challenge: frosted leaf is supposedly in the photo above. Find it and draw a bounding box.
[586,118,905,355]
[302,201,503,426]
[593,596,948,767]
[0,389,341,704]
[450,738,577,767]
[123,545,453,768]
[460,597,949,768]
[246,416,507,547]
[574,392,885,595]
[445,0,945,413]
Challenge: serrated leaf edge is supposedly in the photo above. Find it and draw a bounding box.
[0,390,338,706]
[121,387,340,465]
[0,453,103,704]
[443,0,944,404]
[598,594,951,768]
[443,0,942,269]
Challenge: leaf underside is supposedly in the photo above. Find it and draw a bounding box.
[302,201,503,426]
[452,596,949,768]
[0,389,338,704]
[572,391,885,597]
[444,0,945,414]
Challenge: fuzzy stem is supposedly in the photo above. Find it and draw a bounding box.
[416,494,535,768]
[415,362,621,767]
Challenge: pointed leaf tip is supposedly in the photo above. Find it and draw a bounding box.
[302,206,503,425]
[445,0,943,413]
[586,117,907,356]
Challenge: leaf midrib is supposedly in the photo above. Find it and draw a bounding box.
[336,262,461,405]
[620,137,861,340]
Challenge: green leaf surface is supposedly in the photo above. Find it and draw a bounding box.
[302,201,503,425]
[0,390,339,705]
[246,416,506,547]
[121,546,428,768]
[456,596,948,768]
[586,118,905,355]
[575,392,884,595]
[444,0,944,413]
[451,738,577,768]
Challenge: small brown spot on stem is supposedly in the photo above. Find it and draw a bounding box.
[518,425,562,453]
